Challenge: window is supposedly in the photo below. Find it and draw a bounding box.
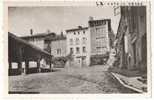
[76,47,80,54]
[83,31,85,34]
[96,47,102,53]
[70,39,73,45]
[96,27,100,32]
[76,38,80,45]
[102,26,106,33]
[83,47,86,53]
[96,28,101,34]
[82,37,87,44]
[102,21,106,25]
[57,49,61,55]
[96,37,106,46]
[96,47,106,53]
[74,32,76,35]
[78,32,80,35]
[96,37,105,39]
[70,48,73,54]
[96,26,106,35]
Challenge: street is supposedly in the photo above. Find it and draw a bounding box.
[9,65,137,94]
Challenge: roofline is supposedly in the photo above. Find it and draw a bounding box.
[65,27,88,33]
[50,38,66,41]
[88,19,111,23]
[21,32,56,39]
[45,37,66,41]
[9,32,52,57]
[21,35,46,39]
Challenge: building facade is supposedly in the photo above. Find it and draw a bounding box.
[44,34,67,57]
[88,18,114,65]
[116,6,147,72]
[66,26,90,67]
[21,31,55,50]
[22,34,45,49]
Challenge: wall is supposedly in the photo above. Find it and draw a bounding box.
[28,38,44,49]
[50,39,67,57]
[66,28,90,66]
[90,20,110,56]
[117,6,147,71]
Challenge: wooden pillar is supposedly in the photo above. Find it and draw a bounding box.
[37,59,40,73]
[9,60,12,70]
[18,62,22,74]
[49,59,52,72]
[18,46,23,74]
[81,57,83,68]
[36,55,42,73]
[8,60,12,76]
[25,60,29,74]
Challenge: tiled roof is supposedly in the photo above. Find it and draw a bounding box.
[9,32,52,57]
[21,32,56,39]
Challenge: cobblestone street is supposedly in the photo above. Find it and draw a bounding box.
[9,65,137,94]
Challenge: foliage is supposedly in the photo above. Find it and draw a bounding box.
[52,56,68,68]
[65,52,74,61]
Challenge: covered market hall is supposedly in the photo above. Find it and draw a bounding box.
[8,32,53,76]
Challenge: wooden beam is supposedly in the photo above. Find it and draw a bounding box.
[18,62,22,74]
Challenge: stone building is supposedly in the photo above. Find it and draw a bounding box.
[22,30,67,68]
[44,33,67,57]
[66,26,91,67]
[88,18,114,65]
[115,6,147,72]
[37,32,67,68]
[21,30,55,50]
[21,30,56,69]
[65,18,114,66]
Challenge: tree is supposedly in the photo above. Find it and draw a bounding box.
[66,51,74,61]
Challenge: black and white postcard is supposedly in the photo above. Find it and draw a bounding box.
[2,0,152,99]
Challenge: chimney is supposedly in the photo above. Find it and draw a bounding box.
[30,29,33,35]
[78,26,82,29]
[89,16,94,21]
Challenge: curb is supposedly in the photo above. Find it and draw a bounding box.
[111,72,143,93]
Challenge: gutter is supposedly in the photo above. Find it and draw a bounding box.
[111,72,143,93]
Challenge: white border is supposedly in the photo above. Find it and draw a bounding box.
[0,0,152,100]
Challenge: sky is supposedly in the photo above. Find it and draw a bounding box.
[8,6,120,36]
